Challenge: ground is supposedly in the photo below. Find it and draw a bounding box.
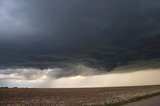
[0,85,160,106]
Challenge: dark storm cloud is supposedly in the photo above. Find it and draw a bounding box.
[0,0,160,77]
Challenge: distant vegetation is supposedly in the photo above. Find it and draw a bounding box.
[0,87,28,89]
[0,87,8,89]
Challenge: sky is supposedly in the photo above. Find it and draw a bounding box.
[0,0,160,87]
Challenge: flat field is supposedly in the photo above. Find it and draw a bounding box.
[0,85,160,106]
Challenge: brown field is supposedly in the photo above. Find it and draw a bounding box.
[0,85,160,106]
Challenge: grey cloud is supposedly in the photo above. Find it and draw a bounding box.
[0,68,46,80]
[0,0,160,77]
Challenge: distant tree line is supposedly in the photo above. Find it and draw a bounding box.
[0,87,29,89]
[0,87,9,89]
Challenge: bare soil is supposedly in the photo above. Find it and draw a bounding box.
[0,85,160,106]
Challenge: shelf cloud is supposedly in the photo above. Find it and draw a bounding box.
[0,0,160,87]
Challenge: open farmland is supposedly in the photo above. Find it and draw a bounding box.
[0,85,160,106]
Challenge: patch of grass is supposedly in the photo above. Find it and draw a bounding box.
[104,92,160,106]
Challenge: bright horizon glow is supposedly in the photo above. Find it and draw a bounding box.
[49,69,160,88]
[0,68,160,88]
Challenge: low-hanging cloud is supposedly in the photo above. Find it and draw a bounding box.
[0,67,160,88]
[0,0,160,82]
